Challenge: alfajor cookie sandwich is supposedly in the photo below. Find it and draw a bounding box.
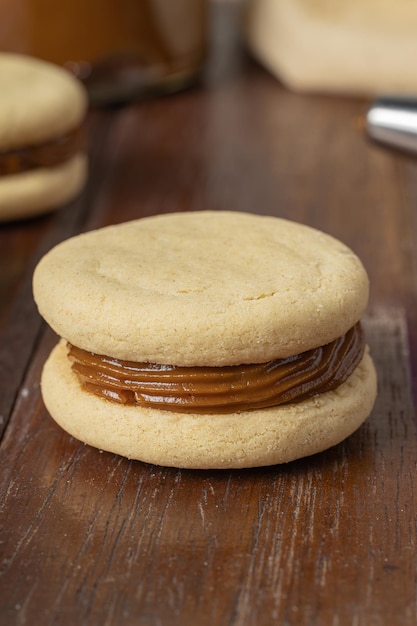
[33,211,377,469]
[0,53,88,221]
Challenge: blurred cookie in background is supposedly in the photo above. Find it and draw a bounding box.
[0,53,88,222]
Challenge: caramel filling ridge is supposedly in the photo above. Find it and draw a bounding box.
[67,323,365,413]
[0,126,84,176]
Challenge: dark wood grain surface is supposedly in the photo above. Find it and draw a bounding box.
[1,4,417,625]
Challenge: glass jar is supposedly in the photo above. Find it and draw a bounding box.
[0,0,208,104]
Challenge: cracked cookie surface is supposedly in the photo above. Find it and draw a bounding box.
[33,211,369,366]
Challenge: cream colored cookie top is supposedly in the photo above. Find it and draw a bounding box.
[33,211,369,366]
[0,53,87,151]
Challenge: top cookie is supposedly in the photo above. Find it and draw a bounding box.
[0,53,87,151]
[33,211,369,366]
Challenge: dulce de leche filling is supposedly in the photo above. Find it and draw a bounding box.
[67,323,365,413]
[0,126,84,176]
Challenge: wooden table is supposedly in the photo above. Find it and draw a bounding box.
[1,4,417,625]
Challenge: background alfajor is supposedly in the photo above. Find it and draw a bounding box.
[33,211,377,469]
[0,53,88,221]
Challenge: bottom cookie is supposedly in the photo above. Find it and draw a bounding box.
[41,340,377,469]
[0,154,87,221]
